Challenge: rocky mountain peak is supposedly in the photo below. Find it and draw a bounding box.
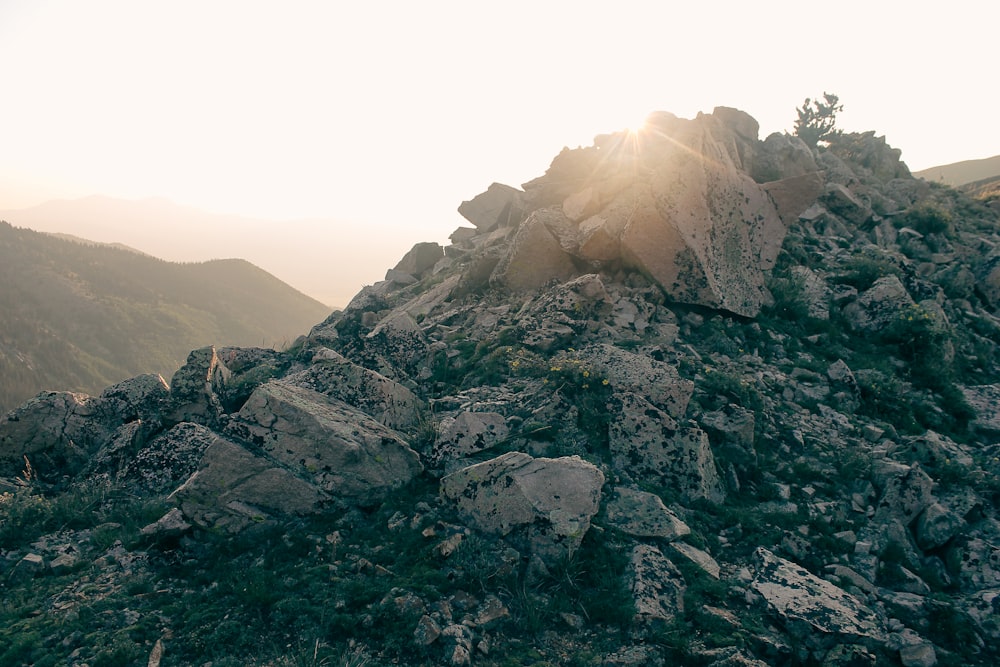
[2,107,999,666]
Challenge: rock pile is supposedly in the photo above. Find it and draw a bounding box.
[2,107,999,666]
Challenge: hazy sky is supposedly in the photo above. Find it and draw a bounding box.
[1,1,997,301]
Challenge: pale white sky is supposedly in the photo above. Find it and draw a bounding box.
[1,0,997,303]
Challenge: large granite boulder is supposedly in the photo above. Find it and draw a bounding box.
[440,452,604,564]
[228,381,422,505]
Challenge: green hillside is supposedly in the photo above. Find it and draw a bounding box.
[0,222,331,413]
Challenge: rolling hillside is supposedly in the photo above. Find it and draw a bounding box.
[0,222,332,413]
[914,154,1000,186]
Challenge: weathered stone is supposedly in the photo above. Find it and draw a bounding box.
[285,348,424,429]
[956,537,1000,590]
[120,422,219,494]
[562,185,603,222]
[0,390,113,478]
[366,310,429,370]
[700,404,756,448]
[170,434,329,532]
[604,487,690,540]
[751,548,885,643]
[140,507,192,538]
[843,275,915,332]
[580,343,692,418]
[964,588,1000,640]
[915,502,964,550]
[764,172,825,226]
[230,381,422,505]
[898,643,937,667]
[440,452,603,564]
[393,242,444,278]
[822,183,870,225]
[670,541,721,579]
[873,465,934,527]
[753,132,818,182]
[960,384,1000,435]
[629,544,685,623]
[491,208,577,291]
[430,411,508,469]
[458,182,525,231]
[99,373,170,423]
[166,346,229,426]
[414,614,442,645]
[610,392,724,504]
[619,132,783,316]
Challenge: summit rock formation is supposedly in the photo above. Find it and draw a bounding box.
[2,107,1000,666]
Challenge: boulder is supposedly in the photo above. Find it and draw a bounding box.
[618,113,785,317]
[960,384,1000,435]
[98,373,170,423]
[166,346,229,426]
[822,183,870,225]
[458,182,525,232]
[393,242,444,278]
[491,209,578,291]
[753,132,818,182]
[604,486,690,540]
[629,544,686,624]
[510,109,786,317]
[670,541,721,579]
[120,422,220,494]
[284,348,424,429]
[751,548,885,644]
[843,275,915,332]
[430,411,509,470]
[366,310,430,370]
[915,502,964,550]
[609,392,724,504]
[0,391,113,479]
[440,452,604,564]
[580,344,693,419]
[169,434,330,532]
[229,381,422,505]
[873,465,934,527]
[763,172,825,226]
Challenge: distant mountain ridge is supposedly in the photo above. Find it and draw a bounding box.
[914,154,1000,186]
[0,195,417,309]
[0,222,331,413]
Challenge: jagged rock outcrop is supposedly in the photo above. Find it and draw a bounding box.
[495,108,798,317]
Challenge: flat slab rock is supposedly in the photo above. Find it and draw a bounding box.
[751,548,885,644]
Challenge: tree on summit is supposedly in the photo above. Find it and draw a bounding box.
[794,92,843,148]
